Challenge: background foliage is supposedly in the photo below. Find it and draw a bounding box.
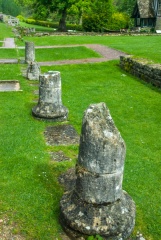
[13,0,135,32]
[0,0,21,16]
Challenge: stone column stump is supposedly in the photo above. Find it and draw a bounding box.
[25,41,35,63]
[60,102,135,239]
[26,61,40,80]
[32,71,68,121]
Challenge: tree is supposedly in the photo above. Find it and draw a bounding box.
[40,0,77,31]
[82,0,113,32]
[16,0,77,31]
[113,0,136,16]
[68,0,92,25]
[0,0,21,16]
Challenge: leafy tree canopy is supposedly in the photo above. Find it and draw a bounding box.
[0,0,21,16]
[15,0,136,31]
[113,0,136,15]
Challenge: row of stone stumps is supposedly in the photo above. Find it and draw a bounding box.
[25,41,136,239]
[24,41,68,121]
[60,103,136,240]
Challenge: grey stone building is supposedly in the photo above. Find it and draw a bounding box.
[132,0,161,30]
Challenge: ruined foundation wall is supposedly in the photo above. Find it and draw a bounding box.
[120,56,161,88]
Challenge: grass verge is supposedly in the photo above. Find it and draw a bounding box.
[0,22,15,42]
[18,46,101,62]
[16,35,161,63]
[0,61,161,239]
[0,21,161,240]
[0,49,18,58]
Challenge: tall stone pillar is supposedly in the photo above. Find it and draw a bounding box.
[60,103,135,239]
[32,71,68,121]
[25,41,35,63]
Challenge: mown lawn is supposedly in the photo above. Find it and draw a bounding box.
[0,23,161,240]
[18,46,101,61]
[0,22,14,46]
[19,21,57,32]
[16,34,161,64]
[0,49,18,58]
[1,61,161,240]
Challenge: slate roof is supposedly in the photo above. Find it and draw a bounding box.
[132,0,156,18]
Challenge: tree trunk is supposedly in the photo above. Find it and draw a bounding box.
[58,7,67,32]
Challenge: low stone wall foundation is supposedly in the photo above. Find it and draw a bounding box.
[120,56,161,88]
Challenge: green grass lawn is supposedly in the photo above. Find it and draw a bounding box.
[0,45,100,61]
[16,35,161,64]
[1,61,161,240]
[0,22,14,44]
[18,46,101,62]
[19,21,57,32]
[0,49,18,58]
[0,23,161,240]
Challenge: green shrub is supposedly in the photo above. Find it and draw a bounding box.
[35,20,58,28]
[107,12,129,31]
[17,15,25,22]
[25,18,58,29]
[66,23,83,31]
[82,14,103,32]
[22,17,82,32]
[25,18,36,25]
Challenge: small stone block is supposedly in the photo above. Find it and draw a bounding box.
[0,80,21,91]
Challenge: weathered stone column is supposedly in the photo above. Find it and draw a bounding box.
[60,103,135,239]
[26,61,40,80]
[25,41,35,63]
[32,71,68,121]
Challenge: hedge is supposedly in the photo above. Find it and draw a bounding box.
[17,15,83,31]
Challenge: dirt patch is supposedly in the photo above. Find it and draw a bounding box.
[49,150,72,162]
[44,125,80,146]
[59,233,71,240]
[0,217,25,240]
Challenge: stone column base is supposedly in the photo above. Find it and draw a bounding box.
[60,190,135,240]
[32,103,68,121]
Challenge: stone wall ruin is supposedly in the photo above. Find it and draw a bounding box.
[120,56,161,88]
